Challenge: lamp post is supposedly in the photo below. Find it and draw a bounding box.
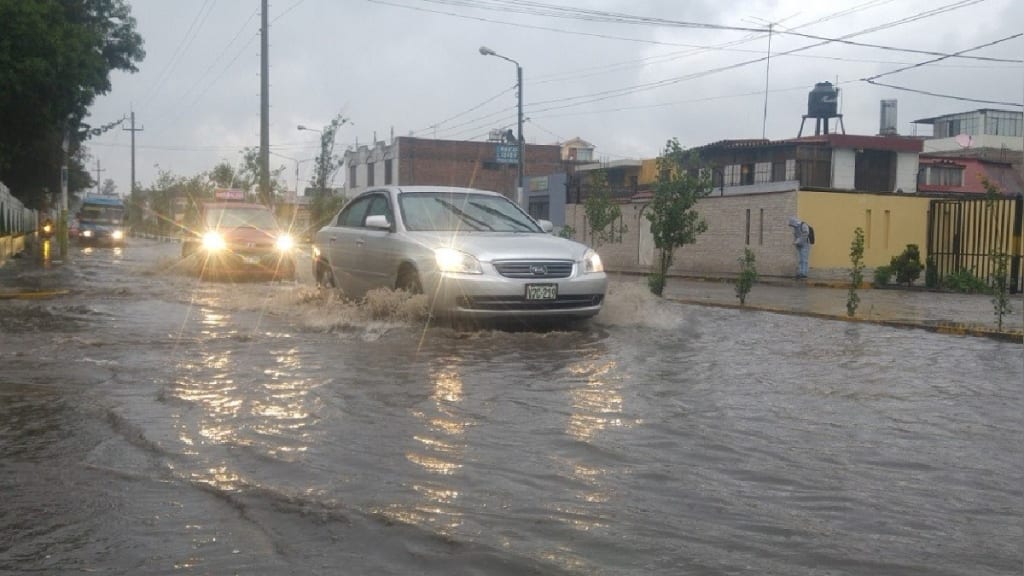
[479,46,524,208]
[298,125,329,197]
[270,151,313,198]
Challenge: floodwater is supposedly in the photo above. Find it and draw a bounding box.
[1,239,1021,575]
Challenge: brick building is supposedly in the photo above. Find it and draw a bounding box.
[343,136,564,200]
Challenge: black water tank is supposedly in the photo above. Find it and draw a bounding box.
[807,82,839,118]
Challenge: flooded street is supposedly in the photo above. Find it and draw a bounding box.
[1,239,1021,575]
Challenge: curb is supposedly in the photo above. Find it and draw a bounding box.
[0,289,70,300]
[666,297,1024,343]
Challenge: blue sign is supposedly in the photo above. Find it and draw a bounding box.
[495,144,519,164]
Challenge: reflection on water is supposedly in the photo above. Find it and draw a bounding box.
[387,357,469,534]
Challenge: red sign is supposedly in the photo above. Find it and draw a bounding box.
[214,188,245,200]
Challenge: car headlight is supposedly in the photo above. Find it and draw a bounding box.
[312,245,321,259]
[111,230,124,240]
[82,230,94,238]
[42,224,53,234]
[583,249,604,274]
[275,234,295,251]
[435,247,482,274]
[202,231,226,251]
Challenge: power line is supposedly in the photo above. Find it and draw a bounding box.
[863,33,1023,82]
[410,84,517,135]
[863,81,1023,107]
[136,0,217,112]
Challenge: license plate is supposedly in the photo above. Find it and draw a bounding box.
[525,283,557,300]
[241,255,261,265]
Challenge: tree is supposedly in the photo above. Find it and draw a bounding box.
[239,147,285,204]
[311,113,349,198]
[0,0,145,208]
[848,227,866,317]
[645,138,712,296]
[100,178,117,196]
[583,170,626,250]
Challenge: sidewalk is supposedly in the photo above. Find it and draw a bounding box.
[635,273,1024,342]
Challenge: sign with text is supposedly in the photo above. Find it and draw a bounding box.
[214,188,245,201]
[495,144,519,165]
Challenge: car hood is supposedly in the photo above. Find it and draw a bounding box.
[219,227,280,242]
[409,231,590,262]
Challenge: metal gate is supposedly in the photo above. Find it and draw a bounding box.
[927,195,1023,293]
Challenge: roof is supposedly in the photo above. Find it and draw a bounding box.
[562,137,594,148]
[575,159,644,171]
[912,108,1022,124]
[695,134,923,153]
[201,202,271,210]
[82,194,124,206]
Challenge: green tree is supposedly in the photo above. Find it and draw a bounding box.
[310,113,349,198]
[848,227,866,317]
[209,161,244,189]
[645,138,712,296]
[990,250,1012,331]
[239,147,286,204]
[583,170,626,250]
[0,0,145,208]
[735,248,758,306]
[100,178,117,196]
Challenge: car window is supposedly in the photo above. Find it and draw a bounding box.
[205,207,278,229]
[337,197,371,227]
[365,195,392,223]
[399,192,541,233]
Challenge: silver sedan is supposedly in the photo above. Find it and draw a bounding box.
[312,186,607,320]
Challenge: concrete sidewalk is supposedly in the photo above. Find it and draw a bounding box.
[636,273,1024,342]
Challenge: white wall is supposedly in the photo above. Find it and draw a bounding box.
[923,134,1023,153]
[831,148,856,189]
[894,152,919,193]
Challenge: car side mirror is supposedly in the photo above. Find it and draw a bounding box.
[365,214,391,230]
[538,219,554,233]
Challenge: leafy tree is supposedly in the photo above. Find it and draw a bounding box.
[645,138,712,296]
[310,113,349,198]
[848,227,865,317]
[100,178,117,196]
[890,244,922,286]
[990,250,1012,330]
[239,147,286,204]
[0,0,145,208]
[583,170,626,250]
[209,161,244,189]
[735,248,757,305]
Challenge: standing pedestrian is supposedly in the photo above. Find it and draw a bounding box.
[788,216,811,279]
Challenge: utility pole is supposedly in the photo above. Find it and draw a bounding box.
[94,159,105,194]
[517,63,524,208]
[761,22,773,140]
[259,0,271,206]
[123,110,143,198]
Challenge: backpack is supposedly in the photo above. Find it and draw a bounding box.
[806,224,815,245]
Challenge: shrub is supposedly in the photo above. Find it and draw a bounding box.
[648,272,666,297]
[848,228,865,317]
[734,248,757,305]
[890,244,922,286]
[873,265,893,287]
[990,251,1012,330]
[942,268,990,294]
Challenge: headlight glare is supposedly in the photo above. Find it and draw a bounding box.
[111,230,124,240]
[584,249,604,274]
[82,230,94,238]
[435,247,482,274]
[202,231,226,251]
[275,234,295,251]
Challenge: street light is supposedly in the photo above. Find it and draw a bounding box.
[479,45,524,208]
[297,125,329,197]
[270,151,313,198]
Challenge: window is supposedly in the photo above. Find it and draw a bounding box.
[740,163,755,185]
[744,209,751,245]
[771,162,786,182]
[337,196,371,227]
[365,194,392,226]
[349,164,357,189]
[759,208,764,245]
[528,197,549,221]
[925,165,964,186]
[754,163,771,184]
[384,159,393,185]
[367,162,375,187]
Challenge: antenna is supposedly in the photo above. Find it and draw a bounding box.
[955,134,974,148]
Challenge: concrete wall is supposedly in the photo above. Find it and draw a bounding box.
[797,191,932,275]
[567,189,936,280]
[924,134,1023,153]
[831,148,856,189]
[567,190,801,278]
[895,151,919,193]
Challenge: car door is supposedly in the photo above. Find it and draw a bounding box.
[324,196,371,296]
[356,193,400,291]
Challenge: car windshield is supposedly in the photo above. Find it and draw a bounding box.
[205,207,280,230]
[79,205,124,224]
[399,192,541,233]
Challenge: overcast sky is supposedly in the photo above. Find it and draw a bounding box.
[86,0,1024,194]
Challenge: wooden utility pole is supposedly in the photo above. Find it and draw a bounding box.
[94,159,105,193]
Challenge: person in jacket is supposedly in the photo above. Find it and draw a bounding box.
[788,216,810,279]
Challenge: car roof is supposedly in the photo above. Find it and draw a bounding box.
[354,186,505,198]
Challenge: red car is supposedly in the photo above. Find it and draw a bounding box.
[182,202,296,280]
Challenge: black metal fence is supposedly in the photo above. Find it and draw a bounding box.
[927,195,1024,293]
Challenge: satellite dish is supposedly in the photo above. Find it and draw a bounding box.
[955,133,974,148]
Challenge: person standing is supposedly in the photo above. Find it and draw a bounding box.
[788,216,811,279]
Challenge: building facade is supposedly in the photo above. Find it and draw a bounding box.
[913,109,1023,153]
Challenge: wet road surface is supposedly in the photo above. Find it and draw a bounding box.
[1,239,1021,575]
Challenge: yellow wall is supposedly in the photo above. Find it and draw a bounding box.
[798,191,932,270]
[639,159,660,186]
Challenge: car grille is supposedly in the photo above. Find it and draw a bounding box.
[457,294,603,311]
[493,260,574,279]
